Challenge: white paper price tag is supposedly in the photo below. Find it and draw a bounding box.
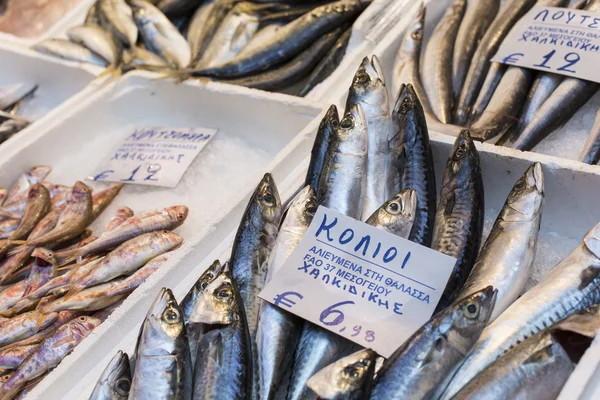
[492,6,600,82]
[89,126,217,188]
[259,206,456,357]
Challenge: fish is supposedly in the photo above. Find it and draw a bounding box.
[0,118,30,145]
[305,105,339,195]
[0,220,19,240]
[287,322,358,400]
[181,259,223,367]
[186,0,215,62]
[346,55,391,220]
[0,257,55,316]
[318,104,367,219]
[455,163,543,321]
[32,39,109,66]
[67,24,123,67]
[4,166,51,207]
[470,67,534,141]
[9,184,50,241]
[131,0,191,68]
[297,26,352,97]
[452,0,500,99]
[432,130,484,313]
[453,0,538,125]
[190,265,251,400]
[157,0,203,17]
[229,173,281,398]
[580,108,600,164]
[388,84,437,246]
[189,0,237,67]
[89,350,131,400]
[90,184,124,223]
[103,207,134,234]
[0,84,38,111]
[468,62,507,125]
[50,205,188,266]
[0,281,26,312]
[187,0,367,78]
[97,0,138,48]
[129,288,191,399]
[369,287,497,400]
[65,231,182,294]
[235,22,284,59]
[439,219,600,399]
[422,0,465,124]
[0,316,100,399]
[257,186,316,400]
[197,2,261,69]
[13,373,47,400]
[307,349,377,400]
[0,344,38,369]
[0,310,58,347]
[222,28,341,91]
[85,0,100,25]
[123,47,169,69]
[366,189,417,239]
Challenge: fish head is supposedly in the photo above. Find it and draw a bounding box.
[285,186,317,231]
[338,104,368,154]
[188,268,240,325]
[253,173,282,229]
[583,221,600,259]
[31,247,55,265]
[103,351,131,399]
[399,3,425,56]
[319,104,340,139]
[368,189,416,231]
[71,181,92,202]
[166,205,189,227]
[306,349,377,398]
[445,130,480,189]
[27,183,48,201]
[391,84,425,150]
[347,56,388,115]
[69,315,101,339]
[504,162,544,222]
[142,288,185,349]
[195,259,224,293]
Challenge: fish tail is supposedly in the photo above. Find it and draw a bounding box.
[93,66,123,85]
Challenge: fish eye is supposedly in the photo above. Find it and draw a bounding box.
[386,201,401,215]
[355,71,370,84]
[464,302,480,319]
[329,118,339,128]
[434,336,445,351]
[454,145,466,160]
[514,180,526,191]
[79,316,87,322]
[306,204,317,217]
[412,29,423,40]
[340,117,354,129]
[343,366,361,380]
[115,377,131,396]
[199,279,210,290]
[261,193,275,206]
[162,307,181,324]
[177,213,185,220]
[217,285,233,299]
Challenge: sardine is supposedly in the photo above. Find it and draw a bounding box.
[432,130,484,313]
[318,104,367,219]
[9,184,50,241]
[346,55,391,220]
[388,84,437,246]
[32,39,109,66]
[98,0,138,48]
[455,163,543,321]
[440,220,600,399]
[422,0,465,124]
[366,189,417,239]
[369,287,496,400]
[67,25,123,66]
[131,0,191,68]
[187,0,215,62]
[307,349,377,400]
[453,0,537,125]
[89,351,131,400]
[468,62,507,125]
[305,105,339,195]
[452,0,500,99]
[257,186,315,400]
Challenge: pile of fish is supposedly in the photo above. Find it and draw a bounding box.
[89,54,600,400]
[33,0,370,95]
[0,83,38,145]
[393,0,600,164]
[0,166,189,399]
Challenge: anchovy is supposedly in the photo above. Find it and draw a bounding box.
[346,55,391,220]
[422,0,465,124]
[388,84,437,246]
[190,266,252,400]
[187,0,215,62]
[98,0,138,48]
[67,24,123,66]
[305,105,339,194]
[369,287,496,400]
[432,130,484,312]
[32,39,108,66]
[318,104,367,219]
[223,28,341,91]
[440,220,600,399]
[130,288,191,399]
[366,189,417,239]
[9,184,50,241]
[89,351,131,400]
[257,186,315,400]
[453,0,538,125]
[297,27,351,97]
[452,0,500,99]
[307,349,377,400]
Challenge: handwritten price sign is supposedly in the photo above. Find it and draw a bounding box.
[89,126,217,188]
[493,6,600,82]
[260,207,456,357]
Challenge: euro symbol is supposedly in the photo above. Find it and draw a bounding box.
[502,53,524,64]
[89,170,114,181]
[273,291,303,308]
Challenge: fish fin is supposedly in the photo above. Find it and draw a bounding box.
[7,244,27,256]
[35,295,56,314]
[420,335,446,367]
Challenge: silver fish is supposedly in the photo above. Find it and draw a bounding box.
[307,349,377,400]
[452,0,500,99]
[129,288,191,399]
[131,0,191,68]
[422,0,465,124]
[67,24,123,66]
[187,0,215,62]
[237,23,284,59]
[455,163,544,321]
[89,351,131,400]
[440,220,600,399]
[346,56,391,220]
[318,104,367,220]
[369,287,497,400]
[98,0,138,48]
[468,62,507,125]
[123,47,169,68]
[580,107,600,164]
[366,189,417,239]
[32,39,108,66]
[257,186,315,400]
